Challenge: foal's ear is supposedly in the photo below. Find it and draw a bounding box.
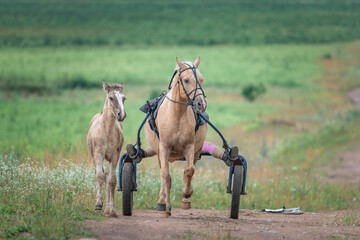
[103,79,109,92]
[176,57,187,70]
[194,56,200,68]
[117,83,124,91]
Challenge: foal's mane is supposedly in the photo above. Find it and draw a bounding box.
[107,83,124,92]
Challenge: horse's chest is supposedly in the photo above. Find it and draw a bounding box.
[162,122,195,147]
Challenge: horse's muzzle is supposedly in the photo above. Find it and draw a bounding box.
[194,98,207,113]
[117,112,126,122]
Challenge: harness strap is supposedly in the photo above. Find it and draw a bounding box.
[164,94,191,106]
[168,70,178,90]
[146,101,160,138]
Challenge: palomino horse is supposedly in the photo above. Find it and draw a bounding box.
[144,56,207,217]
[87,80,126,217]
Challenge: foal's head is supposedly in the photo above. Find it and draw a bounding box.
[103,80,126,122]
[175,56,207,113]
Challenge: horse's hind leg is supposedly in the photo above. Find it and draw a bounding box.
[182,145,195,210]
[104,156,118,217]
[94,153,105,210]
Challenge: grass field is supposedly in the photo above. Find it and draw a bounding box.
[1,0,360,47]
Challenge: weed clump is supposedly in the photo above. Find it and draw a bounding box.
[241,83,266,102]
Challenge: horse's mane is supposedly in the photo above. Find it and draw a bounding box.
[175,61,195,71]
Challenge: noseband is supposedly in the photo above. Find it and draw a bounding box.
[166,63,206,107]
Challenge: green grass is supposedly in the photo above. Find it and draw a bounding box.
[0,44,333,92]
[1,0,360,47]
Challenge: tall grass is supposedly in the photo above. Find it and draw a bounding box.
[0,152,98,239]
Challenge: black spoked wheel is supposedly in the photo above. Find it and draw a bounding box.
[230,164,243,219]
[122,162,133,216]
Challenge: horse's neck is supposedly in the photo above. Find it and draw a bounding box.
[168,87,190,119]
[100,101,117,131]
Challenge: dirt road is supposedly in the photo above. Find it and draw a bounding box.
[85,208,360,240]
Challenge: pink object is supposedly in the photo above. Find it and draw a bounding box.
[202,142,216,154]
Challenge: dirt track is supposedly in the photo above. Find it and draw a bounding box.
[85,209,360,240]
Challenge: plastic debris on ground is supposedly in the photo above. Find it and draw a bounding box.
[261,206,303,214]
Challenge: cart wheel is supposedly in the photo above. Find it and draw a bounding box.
[122,162,133,216]
[230,164,243,219]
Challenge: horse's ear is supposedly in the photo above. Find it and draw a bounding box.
[176,57,187,70]
[194,56,200,68]
[103,80,109,92]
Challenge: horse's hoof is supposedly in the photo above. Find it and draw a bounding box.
[95,205,103,210]
[156,203,166,211]
[181,200,191,210]
[163,211,171,217]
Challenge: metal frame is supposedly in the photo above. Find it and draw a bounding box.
[118,113,248,195]
[117,153,137,191]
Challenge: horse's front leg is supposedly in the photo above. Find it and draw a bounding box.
[157,143,172,217]
[94,153,105,211]
[181,144,195,210]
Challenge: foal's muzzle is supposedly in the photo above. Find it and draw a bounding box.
[117,111,126,122]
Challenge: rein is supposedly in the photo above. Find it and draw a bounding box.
[166,63,206,108]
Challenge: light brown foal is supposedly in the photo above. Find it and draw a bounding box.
[144,57,207,217]
[87,80,126,217]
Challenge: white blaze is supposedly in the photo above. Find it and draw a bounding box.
[115,91,125,119]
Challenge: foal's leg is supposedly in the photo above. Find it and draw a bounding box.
[157,143,172,217]
[104,156,118,217]
[182,144,195,210]
[94,153,105,210]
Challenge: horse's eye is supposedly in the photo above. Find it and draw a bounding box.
[184,79,189,83]
[109,97,114,101]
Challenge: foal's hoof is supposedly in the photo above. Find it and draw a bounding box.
[104,208,117,218]
[94,205,103,211]
[181,200,191,210]
[104,212,118,218]
[156,203,166,211]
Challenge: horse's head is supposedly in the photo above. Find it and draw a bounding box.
[103,80,126,122]
[175,56,207,113]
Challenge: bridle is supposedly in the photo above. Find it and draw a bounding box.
[165,62,206,107]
